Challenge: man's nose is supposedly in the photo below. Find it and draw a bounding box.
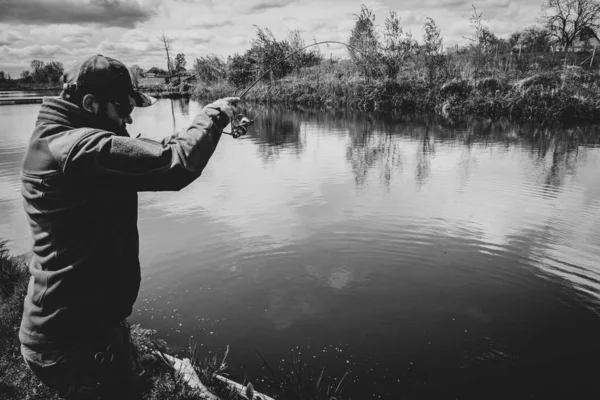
[125,114,133,124]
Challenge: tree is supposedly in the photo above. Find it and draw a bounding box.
[174,53,186,72]
[194,54,226,83]
[422,17,445,83]
[468,6,500,52]
[129,64,144,85]
[159,32,173,81]
[250,26,291,79]
[20,70,32,82]
[541,0,600,50]
[381,10,416,79]
[518,26,552,51]
[0,71,6,82]
[285,29,320,72]
[43,61,63,84]
[227,52,258,87]
[348,4,381,78]
[147,66,166,75]
[31,59,45,82]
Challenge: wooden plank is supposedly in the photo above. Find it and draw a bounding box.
[160,353,276,400]
[214,375,276,400]
[0,98,43,105]
[162,353,221,400]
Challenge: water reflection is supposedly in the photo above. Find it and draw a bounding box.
[244,105,304,163]
[173,97,190,118]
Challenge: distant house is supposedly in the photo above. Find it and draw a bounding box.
[572,27,600,51]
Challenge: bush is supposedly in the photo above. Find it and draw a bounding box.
[440,79,471,98]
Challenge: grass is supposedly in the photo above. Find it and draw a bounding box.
[254,350,348,400]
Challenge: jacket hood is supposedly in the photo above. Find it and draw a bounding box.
[37,97,129,136]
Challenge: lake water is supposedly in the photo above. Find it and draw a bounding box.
[2,98,600,399]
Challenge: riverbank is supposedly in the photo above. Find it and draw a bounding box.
[6,67,600,123]
[139,66,600,123]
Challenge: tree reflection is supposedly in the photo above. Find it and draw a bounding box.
[246,104,304,164]
[345,123,403,190]
[173,98,190,118]
[337,112,600,193]
[415,126,435,189]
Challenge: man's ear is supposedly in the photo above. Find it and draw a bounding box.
[81,94,100,114]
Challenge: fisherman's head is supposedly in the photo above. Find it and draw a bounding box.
[61,54,155,133]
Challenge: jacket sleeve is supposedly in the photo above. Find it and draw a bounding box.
[62,102,230,192]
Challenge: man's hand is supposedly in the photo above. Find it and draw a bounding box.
[208,97,242,122]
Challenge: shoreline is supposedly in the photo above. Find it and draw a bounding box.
[4,67,600,125]
[128,67,600,124]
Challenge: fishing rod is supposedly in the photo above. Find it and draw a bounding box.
[227,40,370,138]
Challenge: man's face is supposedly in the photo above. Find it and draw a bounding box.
[103,100,134,132]
[92,97,134,135]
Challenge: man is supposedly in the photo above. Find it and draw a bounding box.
[19,54,243,399]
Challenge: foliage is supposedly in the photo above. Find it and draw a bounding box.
[421,17,445,84]
[147,66,167,75]
[193,54,226,83]
[381,10,417,80]
[251,26,292,79]
[541,0,600,49]
[227,51,258,87]
[467,6,501,51]
[20,70,32,82]
[174,53,187,72]
[516,26,553,51]
[286,29,321,72]
[129,64,144,86]
[348,4,381,79]
[0,71,10,82]
[226,26,321,89]
[28,60,64,84]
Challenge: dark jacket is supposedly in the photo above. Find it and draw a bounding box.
[20,97,230,348]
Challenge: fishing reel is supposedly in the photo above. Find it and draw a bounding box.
[225,114,254,139]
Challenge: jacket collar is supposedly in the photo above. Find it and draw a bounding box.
[37,97,129,136]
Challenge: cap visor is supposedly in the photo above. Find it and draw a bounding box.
[128,91,156,107]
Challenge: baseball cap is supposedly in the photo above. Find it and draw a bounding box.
[62,54,156,108]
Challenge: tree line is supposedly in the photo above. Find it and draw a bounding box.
[1,0,598,87]
[0,60,64,84]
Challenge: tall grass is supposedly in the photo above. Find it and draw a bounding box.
[254,350,348,400]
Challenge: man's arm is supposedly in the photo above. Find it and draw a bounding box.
[62,98,239,192]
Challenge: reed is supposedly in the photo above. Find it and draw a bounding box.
[254,350,349,400]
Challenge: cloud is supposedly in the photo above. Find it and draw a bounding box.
[97,39,163,54]
[186,19,233,29]
[246,0,298,14]
[0,29,24,46]
[1,43,71,58]
[0,0,155,28]
[29,24,95,45]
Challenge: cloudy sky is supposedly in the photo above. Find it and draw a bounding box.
[0,0,544,77]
